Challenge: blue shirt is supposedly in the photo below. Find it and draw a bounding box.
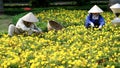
[85,13,105,27]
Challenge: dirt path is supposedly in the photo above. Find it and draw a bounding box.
[0,14,12,32]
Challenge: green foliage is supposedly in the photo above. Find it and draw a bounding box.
[37,22,48,32]
[12,12,27,25]
[8,63,19,68]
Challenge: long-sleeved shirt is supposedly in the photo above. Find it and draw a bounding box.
[16,18,42,32]
[85,13,105,27]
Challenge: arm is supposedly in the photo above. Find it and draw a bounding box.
[99,16,105,27]
[30,24,42,32]
[85,14,94,27]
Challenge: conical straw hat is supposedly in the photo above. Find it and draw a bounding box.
[110,3,120,13]
[47,20,63,31]
[22,12,39,23]
[88,5,103,13]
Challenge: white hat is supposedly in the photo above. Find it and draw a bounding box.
[88,5,103,13]
[22,12,39,23]
[110,3,120,13]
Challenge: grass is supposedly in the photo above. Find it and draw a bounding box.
[0,14,13,33]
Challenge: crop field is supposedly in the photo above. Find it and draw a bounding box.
[0,9,120,68]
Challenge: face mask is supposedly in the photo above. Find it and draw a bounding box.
[92,14,99,20]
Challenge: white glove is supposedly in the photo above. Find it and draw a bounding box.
[90,22,94,27]
[30,28,38,32]
[98,25,102,29]
[33,30,39,32]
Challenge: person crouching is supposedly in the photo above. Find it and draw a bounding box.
[85,5,105,30]
[8,12,42,36]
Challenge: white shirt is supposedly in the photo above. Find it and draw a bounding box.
[16,18,42,32]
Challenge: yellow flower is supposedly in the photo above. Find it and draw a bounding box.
[98,51,103,56]
[111,65,115,68]
[62,61,66,64]
[31,45,36,48]
[30,63,36,68]
[58,66,64,68]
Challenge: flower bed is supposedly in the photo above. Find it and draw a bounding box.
[0,9,120,68]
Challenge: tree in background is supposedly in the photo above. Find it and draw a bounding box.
[29,0,49,7]
[76,0,86,6]
[0,0,4,14]
[29,0,89,7]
